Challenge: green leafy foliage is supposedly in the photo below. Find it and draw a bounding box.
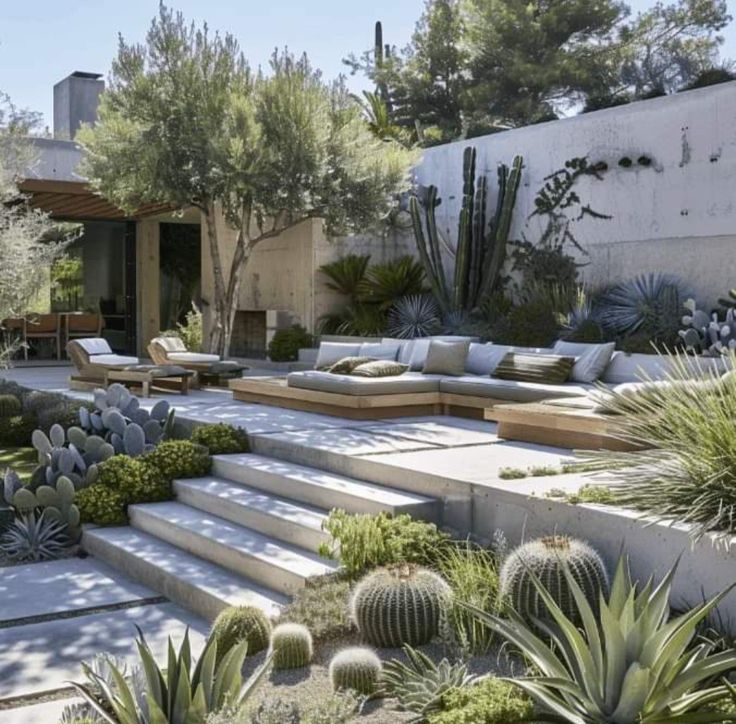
[319,509,450,578]
[97,455,171,505]
[0,395,21,418]
[191,423,249,455]
[75,485,127,526]
[143,440,211,480]
[72,628,272,724]
[267,325,315,362]
[210,605,272,666]
[278,577,354,641]
[383,645,477,716]
[0,415,36,447]
[469,553,736,724]
[427,677,533,724]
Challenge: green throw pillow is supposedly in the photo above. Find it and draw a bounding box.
[328,356,377,374]
[421,339,471,376]
[351,360,409,377]
[493,352,575,384]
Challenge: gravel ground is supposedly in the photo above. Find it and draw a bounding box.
[242,634,525,722]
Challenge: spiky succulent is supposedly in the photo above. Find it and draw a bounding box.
[386,294,442,339]
[270,623,313,670]
[329,647,382,696]
[0,511,69,561]
[210,605,271,665]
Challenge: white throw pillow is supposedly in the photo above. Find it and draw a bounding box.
[465,343,514,376]
[553,340,616,383]
[315,342,362,369]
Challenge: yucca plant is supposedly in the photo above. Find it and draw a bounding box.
[581,352,736,543]
[386,294,442,339]
[382,644,477,716]
[465,554,736,723]
[72,627,272,724]
[0,511,69,562]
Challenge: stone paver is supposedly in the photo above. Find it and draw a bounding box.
[0,602,207,700]
[0,558,156,623]
[1,698,79,724]
[359,419,500,447]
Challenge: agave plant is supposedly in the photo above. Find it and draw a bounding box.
[382,645,477,715]
[597,273,686,337]
[466,554,736,723]
[72,627,272,724]
[386,294,441,339]
[0,511,69,562]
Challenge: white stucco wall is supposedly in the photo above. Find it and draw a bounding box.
[414,81,736,307]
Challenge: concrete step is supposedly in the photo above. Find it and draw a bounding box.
[212,453,438,520]
[82,526,287,621]
[174,476,329,552]
[129,502,337,596]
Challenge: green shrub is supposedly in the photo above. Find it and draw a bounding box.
[191,423,249,455]
[490,299,560,347]
[319,509,450,578]
[97,455,171,505]
[0,395,21,418]
[268,325,315,362]
[0,415,36,447]
[278,577,354,641]
[210,605,271,665]
[143,440,211,480]
[76,485,127,526]
[428,677,533,724]
[36,402,84,433]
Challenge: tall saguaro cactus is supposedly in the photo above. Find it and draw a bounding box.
[410,147,523,314]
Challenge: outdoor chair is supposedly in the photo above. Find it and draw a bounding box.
[66,312,104,346]
[148,336,247,386]
[23,314,62,360]
[67,337,140,386]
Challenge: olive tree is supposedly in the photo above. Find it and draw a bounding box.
[78,6,417,355]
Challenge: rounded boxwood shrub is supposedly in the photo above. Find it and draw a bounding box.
[267,325,314,362]
[142,440,211,480]
[97,455,171,505]
[76,485,127,526]
[351,564,452,648]
[191,423,249,455]
[428,677,533,724]
[210,605,271,665]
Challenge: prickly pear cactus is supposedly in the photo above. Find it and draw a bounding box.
[79,383,174,456]
[680,298,736,356]
[499,535,608,629]
[350,565,452,648]
[270,623,313,670]
[329,647,382,695]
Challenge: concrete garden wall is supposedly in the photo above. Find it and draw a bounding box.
[414,81,736,308]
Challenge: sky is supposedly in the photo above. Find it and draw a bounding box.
[1,0,735,130]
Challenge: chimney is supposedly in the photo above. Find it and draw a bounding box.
[53,71,104,141]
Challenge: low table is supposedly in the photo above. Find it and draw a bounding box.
[106,365,194,397]
[485,400,640,451]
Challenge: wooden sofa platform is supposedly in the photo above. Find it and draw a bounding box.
[229,376,503,420]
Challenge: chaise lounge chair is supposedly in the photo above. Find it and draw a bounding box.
[67,338,141,388]
[148,336,247,386]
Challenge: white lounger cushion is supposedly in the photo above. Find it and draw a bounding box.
[167,352,221,363]
[154,336,188,353]
[76,338,113,356]
[90,354,140,367]
[288,370,443,395]
[440,376,593,402]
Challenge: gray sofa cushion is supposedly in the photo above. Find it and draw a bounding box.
[287,370,443,395]
[553,340,616,383]
[440,376,593,402]
[359,342,401,361]
[422,340,470,376]
[598,352,729,384]
[315,342,363,369]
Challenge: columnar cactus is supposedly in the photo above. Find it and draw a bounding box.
[269,623,313,670]
[350,565,452,648]
[0,395,21,418]
[329,647,382,695]
[79,384,175,456]
[499,535,608,628]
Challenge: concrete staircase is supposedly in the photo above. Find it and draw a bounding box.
[83,452,439,621]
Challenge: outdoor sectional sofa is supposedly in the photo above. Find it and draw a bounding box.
[230,336,714,425]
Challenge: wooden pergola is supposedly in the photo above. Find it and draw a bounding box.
[18,179,172,221]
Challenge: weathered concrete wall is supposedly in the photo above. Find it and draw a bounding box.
[415,81,736,307]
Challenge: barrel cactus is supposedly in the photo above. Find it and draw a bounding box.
[499,535,609,629]
[79,384,175,456]
[329,647,382,695]
[270,623,313,670]
[0,395,21,418]
[210,605,271,664]
[351,565,452,648]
